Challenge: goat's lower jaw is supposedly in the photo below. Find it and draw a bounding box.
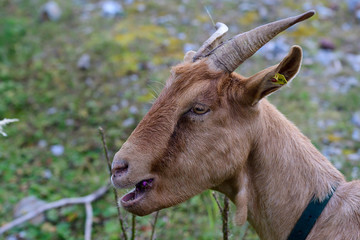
[121,179,154,206]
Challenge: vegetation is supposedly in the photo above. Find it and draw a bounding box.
[0,0,359,239]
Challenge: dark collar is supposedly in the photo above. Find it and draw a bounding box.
[287,187,337,240]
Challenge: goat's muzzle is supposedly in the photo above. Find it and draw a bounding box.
[111,159,129,186]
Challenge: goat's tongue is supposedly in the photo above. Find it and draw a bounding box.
[122,190,136,202]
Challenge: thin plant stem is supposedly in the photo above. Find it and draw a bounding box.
[150,211,160,240]
[222,196,229,240]
[212,192,223,212]
[98,127,128,240]
[241,223,250,240]
[98,127,113,174]
[131,214,136,240]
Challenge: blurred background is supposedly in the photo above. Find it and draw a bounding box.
[1,0,360,239]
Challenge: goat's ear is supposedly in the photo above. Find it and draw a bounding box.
[183,50,196,63]
[245,45,303,106]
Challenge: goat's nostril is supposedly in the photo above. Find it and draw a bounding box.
[113,166,128,177]
[111,160,129,178]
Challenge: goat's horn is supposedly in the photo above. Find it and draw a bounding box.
[193,22,228,61]
[207,10,315,73]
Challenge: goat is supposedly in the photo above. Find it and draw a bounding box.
[111,11,360,239]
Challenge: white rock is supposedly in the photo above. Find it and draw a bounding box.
[315,49,338,66]
[43,169,53,179]
[129,74,139,81]
[77,54,91,70]
[257,37,289,61]
[322,146,342,158]
[317,119,336,130]
[329,76,358,94]
[40,1,62,21]
[352,129,360,142]
[121,99,129,108]
[352,112,360,127]
[111,104,120,112]
[137,4,146,12]
[315,4,335,19]
[101,0,123,18]
[129,105,138,114]
[348,153,360,161]
[346,0,360,11]
[38,140,48,148]
[333,160,343,170]
[177,32,186,40]
[65,119,75,126]
[85,77,94,86]
[50,145,64,156]
[352,166,359,179]
[123,117,135,128]
[124,0,134,4]
[347,54,360,72]
[47,107,57,115]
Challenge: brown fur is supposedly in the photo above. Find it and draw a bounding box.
[112,46,360,239]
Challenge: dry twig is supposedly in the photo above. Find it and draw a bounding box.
[0,185,109,235]
[212,192,230,240]
[98,127,128,240]
[212,192,223,212]
[222,196,229,240]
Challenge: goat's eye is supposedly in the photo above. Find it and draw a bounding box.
[191,104,209,115]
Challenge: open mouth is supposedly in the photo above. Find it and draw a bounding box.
[121,179,154,205]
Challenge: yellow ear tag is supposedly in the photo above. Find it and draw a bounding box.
[271,73,287,85]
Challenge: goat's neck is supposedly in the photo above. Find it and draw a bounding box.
[227,100,344,240]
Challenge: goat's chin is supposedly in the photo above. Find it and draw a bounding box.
[122,203,157,216]
[120,193,163,216]
[119,185,165,216]
[119,187,155,216]
[120,188,196,216]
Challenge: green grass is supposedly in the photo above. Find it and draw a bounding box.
[0,0,359,239]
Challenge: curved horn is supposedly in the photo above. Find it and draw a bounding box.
[207,10,315,73]
[193,22,228,61]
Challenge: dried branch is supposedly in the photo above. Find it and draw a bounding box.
[150,211,160,240]
[212,192,230,240]
[85,202,93,240]
[0,185,109,235]
[98,127,128,240]
[0,118,18,137]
